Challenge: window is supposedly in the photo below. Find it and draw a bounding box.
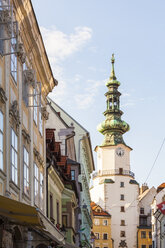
[141,231,146,238]
[120,182,124,187]
[40,172,44,210]
[119,168,123,174]
[57,201,59,224]
[23,147,29,195]
[149,231,152,239]
[39,108,43,135]
[34,163,39,205]
[103,233,108,240]
[33,88,38,124]
[62,215,68,227]
[140,216,147,226]
[120,194,124,200]
[121,220,125,226]
[149,245,152,248]
[95,233,100,240]
[11,129,18,184]
[50,194,53,219]
[141,246,146,248]
[11,36,17,83]
[71,170,75,180]
[94,219,100,225]
[121,206,125,212]
[103,219,108,226]
[0,111,3,170]
[140,208,144,214]
[120,231,125,237]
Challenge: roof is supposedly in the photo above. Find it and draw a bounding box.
[57,156,67,166]
[48,97,89,133]
[46,129,55,140]
[138,188,150,201]
[91,202,111,217]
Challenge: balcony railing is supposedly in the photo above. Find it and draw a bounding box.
[93,169,135,179]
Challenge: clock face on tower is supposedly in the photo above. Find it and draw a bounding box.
[116,147,124,157]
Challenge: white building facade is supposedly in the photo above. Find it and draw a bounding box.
[90,55,139,248]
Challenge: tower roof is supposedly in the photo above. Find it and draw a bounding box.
[97,54,129,146]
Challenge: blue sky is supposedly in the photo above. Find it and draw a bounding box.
[32,0,165,188]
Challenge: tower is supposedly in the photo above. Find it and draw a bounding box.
[90,55,139,248]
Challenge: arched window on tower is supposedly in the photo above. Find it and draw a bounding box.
[114,97,117,109]
[109,99,112,110]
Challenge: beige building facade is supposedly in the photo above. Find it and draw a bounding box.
[0,0,68,247]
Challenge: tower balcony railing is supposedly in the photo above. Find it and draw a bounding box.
[92,169,135,179]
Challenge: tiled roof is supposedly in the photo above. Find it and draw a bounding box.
[57,156,67,166]
[46,129,55,140]
[54,142,61,153]
[158,183,165,189]
[91,202,111,217]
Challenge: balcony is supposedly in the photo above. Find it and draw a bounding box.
[93,169,135,179]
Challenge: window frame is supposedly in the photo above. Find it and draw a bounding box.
[33,88,38,125]
[94,219,100,226]
[120,194,125,201]
[120,231,126,237]
[39,107,43,135]
[121,206,125,212]
[0,111,3,170]
[141,231,146,239]
[71,170,75,180]
[103,219,108,226]
[23,147,29,195]
[95,233,100,240]
[120,181,124,187]
[103,233,108,240]
[10,36,17,83]
[34,163,39,205]
[121,220,125,226]
[11,129,18,184]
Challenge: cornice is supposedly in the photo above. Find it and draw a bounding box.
[33,147,44,165]
[48,166,64,192]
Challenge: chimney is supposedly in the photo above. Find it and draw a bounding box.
[140,183,148,195]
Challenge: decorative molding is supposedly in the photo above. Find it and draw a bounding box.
[17,43,26,64]
[41,106,49,120]
[22,129,31,144]
[9,100,20,133]
[0,87,7,103]
[0,10,12,36]
[33,147,44,165]
[23,69,35,87]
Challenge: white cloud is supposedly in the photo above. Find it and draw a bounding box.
[75,79,106,109]
[40,26,92,62]
[41,25,92,104]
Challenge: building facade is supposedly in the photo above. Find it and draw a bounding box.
[91,202,113,248]
[137,185,156,248]
[47,97,95,248]
[151,184,165,248]
[0,0,67,247]
[90,55,139,248]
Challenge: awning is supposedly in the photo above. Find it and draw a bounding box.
[0,194,43,227]
[0,195,65,245]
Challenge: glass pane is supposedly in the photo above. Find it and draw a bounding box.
[0,133,3,150]
[0,152,3,170]
[0,112,3,131]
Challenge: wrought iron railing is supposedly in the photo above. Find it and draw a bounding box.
[92,169,135,178]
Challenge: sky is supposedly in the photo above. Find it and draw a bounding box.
[32,0,165,188]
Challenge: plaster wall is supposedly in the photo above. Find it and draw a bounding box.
[90,144,139,248]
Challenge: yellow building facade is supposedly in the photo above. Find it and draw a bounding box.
[91,202,113,248]
[137,228,152,248]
